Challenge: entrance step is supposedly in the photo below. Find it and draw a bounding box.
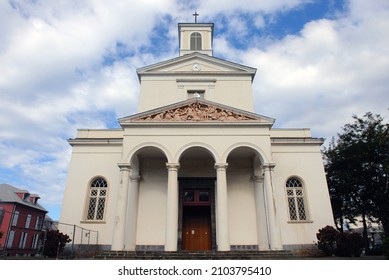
[93,250,294,260]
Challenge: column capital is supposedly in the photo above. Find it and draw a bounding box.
[130,175,141,182]
[118,163,132,171]
[252,175,264,183]
[263,162,276,170]
[166,163,180,171]
[214,162,228,170]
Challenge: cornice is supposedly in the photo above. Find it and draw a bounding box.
[271,138,325,145]
[68,138,123,146]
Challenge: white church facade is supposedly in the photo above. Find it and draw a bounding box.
[59,22,334,252]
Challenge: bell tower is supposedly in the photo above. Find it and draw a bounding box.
[178,16,214,56]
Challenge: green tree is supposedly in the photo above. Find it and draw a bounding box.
[41,230,71,258]
[324,112,389,251]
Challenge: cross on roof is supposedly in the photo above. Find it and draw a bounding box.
[193,11,199,23]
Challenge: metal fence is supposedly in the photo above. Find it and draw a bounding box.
[56,222,99,258]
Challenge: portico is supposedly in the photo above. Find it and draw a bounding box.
[111,107,283,252]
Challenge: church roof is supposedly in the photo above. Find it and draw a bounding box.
[119,98,274,125]
[136,52,257,82]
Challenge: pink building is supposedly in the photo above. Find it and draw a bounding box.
[0,183,47,256]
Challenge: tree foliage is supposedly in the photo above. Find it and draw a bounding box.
[323,112,389,242]
[383,236,389,259]
[42,230,71,258]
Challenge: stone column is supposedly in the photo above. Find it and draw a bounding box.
[112,163,131,251]
[124,175,141,251]
[215,163,230,251]
[165,163,180,251]
[263,163,283,250]
[253,175,270,250]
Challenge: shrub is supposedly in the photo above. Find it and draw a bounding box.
[316,226,364,257]
[42,230,71,258]
[316,225,339,256]
[335,232,364,257]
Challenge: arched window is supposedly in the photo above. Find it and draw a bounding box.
[286,177,308,221]
[190,32,202,50]
[86,177,108,221]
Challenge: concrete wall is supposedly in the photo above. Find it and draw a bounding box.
[271,143,335,247]
[59,143,122,246]
[138,75,254,113]
[135,158,168,246]
[227,158,258,246]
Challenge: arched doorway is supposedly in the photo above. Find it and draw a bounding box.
[177,147,216,251]
[226,146,268,251]
[131,146,169,250]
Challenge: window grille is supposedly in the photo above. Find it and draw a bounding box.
[86,177,108,221]
[286,177,308,221]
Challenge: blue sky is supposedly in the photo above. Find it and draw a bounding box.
[1,0,388,221]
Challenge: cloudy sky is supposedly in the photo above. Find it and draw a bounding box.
[1,0,388,220]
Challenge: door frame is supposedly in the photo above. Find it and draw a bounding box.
[178,177,217,251]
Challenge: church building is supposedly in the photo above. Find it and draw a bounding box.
[59,20,334,253]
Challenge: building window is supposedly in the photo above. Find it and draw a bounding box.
[35,216,43,230]
[7,230,15,248]
[0,207,4,226]
[12,211,19,226]
[183,189,210,206]
[86,177,108,221]
[32,234,40,249]
[19,232,28,249]
[25,214,31,228]
[190,32,202,50]
[286,177,308,221]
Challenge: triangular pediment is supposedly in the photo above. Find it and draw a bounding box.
[136,52,256,80]
[119,99,274,125]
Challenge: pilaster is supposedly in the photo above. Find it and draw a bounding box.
[111,163,131,251]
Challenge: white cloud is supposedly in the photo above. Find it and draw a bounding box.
[240,0,389,139]
[197,0,310,17]
[254,14,266,29]
[0,0,178,217]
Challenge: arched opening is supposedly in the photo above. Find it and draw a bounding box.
[190,32,202,50]
[226,146,265,250]
[132,146,169,250]
[178,147,216,251]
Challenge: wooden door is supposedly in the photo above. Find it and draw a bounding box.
[182,207,211,250]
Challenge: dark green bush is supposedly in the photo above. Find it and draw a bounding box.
[335,232,364,257]
[41,230,71,258]
[316,226,364,257]
[316,225,339,256]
